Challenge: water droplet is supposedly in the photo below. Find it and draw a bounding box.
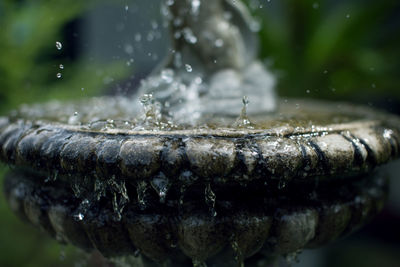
[56,41,62,50]
[56,73,62,79]
[81,87,85,91]
[215,39,224,47]
[346,14,351,19]
[161,69,174,83]
[323,70,328,74]
[313,2,319,9]
[151,20,159,30]
[74,213,84,221]
[191,0,201,15]
[185,64,193,72]
[182,28,197,44]
[125,5,129,11]
[59,64,64,69]
[124,44,134,54]
[135,33,142,42]
[74,111,78,116]
[250,19,261,32]
[166,0,175,6]
[306,90,310,94]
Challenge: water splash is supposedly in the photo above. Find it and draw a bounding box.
[134,0,276,124]
[234,96,254,129]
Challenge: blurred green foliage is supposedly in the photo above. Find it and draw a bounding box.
[0,0,127,114]
[255,0,400,103]
[0,0,127,266]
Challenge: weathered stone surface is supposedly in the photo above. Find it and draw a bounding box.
[1,99,399,189]
[3,168,388,264]
[0,98,399,265]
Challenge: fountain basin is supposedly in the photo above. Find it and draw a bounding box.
[0,98,399,266]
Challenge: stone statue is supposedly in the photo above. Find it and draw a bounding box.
[136,0,277,123]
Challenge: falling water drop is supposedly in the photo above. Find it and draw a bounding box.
[56,73,62,79]
[150,173,170,203]
[185,64,193,73]
[59,64,64,69]
[56,41,62,50]
[74,213,84,221]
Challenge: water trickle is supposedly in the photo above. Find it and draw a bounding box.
[94,177,106,201]
[230,234,244,267]
[205,183,217,217]
[137,181,148,210]
[71,177,83,198]
[108,176,129,220]
[150,173,170,203]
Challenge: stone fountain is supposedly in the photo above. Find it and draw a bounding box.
[1,0,400,266]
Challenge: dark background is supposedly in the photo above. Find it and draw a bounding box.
[0,0,399,266]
